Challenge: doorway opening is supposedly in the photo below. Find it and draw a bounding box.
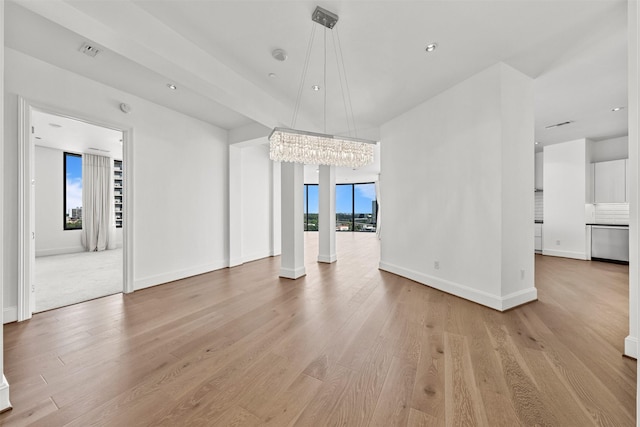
[18,98,133,320]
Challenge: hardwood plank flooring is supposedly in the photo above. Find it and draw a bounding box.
[0,233,635,426]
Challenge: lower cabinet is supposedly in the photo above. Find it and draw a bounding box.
[534,223,542,252]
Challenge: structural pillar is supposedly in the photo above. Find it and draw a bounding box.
[628,0,639,360]
[280,162,305,279]
[0,0,11,412]
[318,164,337,263]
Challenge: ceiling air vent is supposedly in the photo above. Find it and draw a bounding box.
[88,147,110,153]
[79,42,101,58]
[545,120,573,129]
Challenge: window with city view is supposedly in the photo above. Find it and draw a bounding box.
[303,182,377,232]
[64,152,82,230]
[303,184,319,231]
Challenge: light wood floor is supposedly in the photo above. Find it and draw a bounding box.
[1,233,635,426]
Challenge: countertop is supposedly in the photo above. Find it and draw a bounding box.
[586,223,629,227]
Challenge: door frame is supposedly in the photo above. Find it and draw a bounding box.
[17,96,134,321]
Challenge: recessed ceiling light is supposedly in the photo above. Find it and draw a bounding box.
[167,83,177,90]
[268,73,277,78]
[48,123,62,128]
[425,43,438,53]
[535,141,540,145]
[612,106,625,112]
[312,85,320,91]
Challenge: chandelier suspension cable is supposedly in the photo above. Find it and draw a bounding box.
[332,30,353,137]
[291,22,317,129]
[335,28,358,138]
[323,26,327,134]
[269,6,376,169]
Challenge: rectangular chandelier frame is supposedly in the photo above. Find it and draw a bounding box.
[269,127,376,168]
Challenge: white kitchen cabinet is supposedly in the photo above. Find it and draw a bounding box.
[535,152,543,190]
[534,223,542,252]
[594,159,626,203]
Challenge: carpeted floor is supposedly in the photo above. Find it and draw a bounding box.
[34,248,123,312]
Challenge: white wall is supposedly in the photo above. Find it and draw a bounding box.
[229,141,279,267]
[4,48,230,318]
[543,139,589,259]
[240,143,272,263]
[379,63,535,311]
[590,135,629,162]
[34,146,82,256]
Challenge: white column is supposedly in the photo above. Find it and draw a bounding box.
[0,0,11,412]
[280,162,305,279]
[318,164,337,263]
[228,145,243,267]
[627,0,639,360]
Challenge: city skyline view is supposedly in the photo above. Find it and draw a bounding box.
[65,154,82,225]
[304,183,377,232]
[305,182,376,214]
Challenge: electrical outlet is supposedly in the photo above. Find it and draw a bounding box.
[556,240,561,245]
[520,269,525,280]
[434,261,440,270]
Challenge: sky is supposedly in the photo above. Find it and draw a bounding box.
[305,183,376,214]
[65,154,82,214]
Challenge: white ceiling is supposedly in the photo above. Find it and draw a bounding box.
[32,109,123,158]
[6,0,629,159]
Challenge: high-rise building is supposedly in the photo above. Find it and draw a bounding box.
[71,207,82,220]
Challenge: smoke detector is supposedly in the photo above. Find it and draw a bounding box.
[271,49,288,62]
[79,42,101,58]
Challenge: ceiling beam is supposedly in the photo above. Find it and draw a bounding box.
[14,0,314,131]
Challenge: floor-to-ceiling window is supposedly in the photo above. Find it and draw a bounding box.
[305,182,377,232]
[336,184,354,231]
[353,183,377,232]
[303,184,319,231]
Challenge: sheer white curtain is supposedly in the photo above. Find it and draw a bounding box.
[81,154,116,251]
[375,178,381,239]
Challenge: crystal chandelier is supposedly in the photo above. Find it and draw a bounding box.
[269,6,376,168]
[269,128,374,168]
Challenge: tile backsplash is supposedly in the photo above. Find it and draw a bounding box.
[534,191,543,222]
[586,203,629,225]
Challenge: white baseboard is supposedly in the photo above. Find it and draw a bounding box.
[229,257,244,268]
[134,260,228,291]
[229,251,276,268]
[36,246,85,257]
[542,249,587,260]
[378,261,537,312]
[3,307,17,324]
[317,254,337,263]
[242,250,272,264]
[0,375,11,413]
[279,266,306,280]
[624,335,638,359]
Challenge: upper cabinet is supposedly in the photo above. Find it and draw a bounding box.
[594,159,626,203]
[535,151,543,190]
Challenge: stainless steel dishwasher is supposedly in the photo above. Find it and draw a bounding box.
[591,226,629,262]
